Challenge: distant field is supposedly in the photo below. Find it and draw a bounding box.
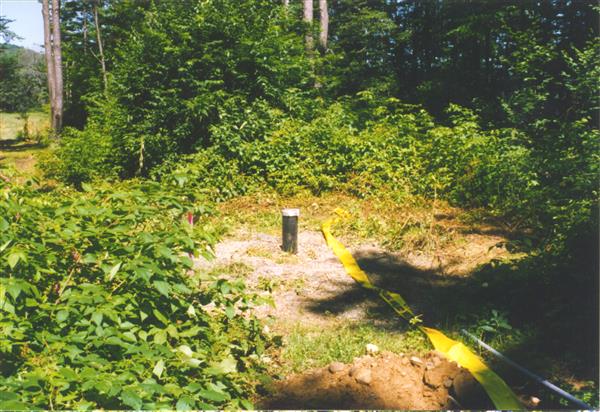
[0,111,49,140]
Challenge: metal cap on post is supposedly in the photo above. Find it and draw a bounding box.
[282,208,299,254]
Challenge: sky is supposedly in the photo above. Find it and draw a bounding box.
[1,0,43,52]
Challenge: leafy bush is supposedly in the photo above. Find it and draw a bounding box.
[0,180,269,409]
[155,99,537,217]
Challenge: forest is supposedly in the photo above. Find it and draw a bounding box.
[0,0,598,410]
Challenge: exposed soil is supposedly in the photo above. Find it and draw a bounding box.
[196,227,514,328]
[262,351,493,410]
[194,224,525,409]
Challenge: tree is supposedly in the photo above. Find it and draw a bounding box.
[303,0,313,51]
[318,0,328,52]
[42,0,63,133]
[93,0,107,93]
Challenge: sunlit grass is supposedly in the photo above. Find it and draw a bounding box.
[0,111,49,140]
[272,322,429,375]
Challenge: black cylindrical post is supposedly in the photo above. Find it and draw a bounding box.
[282,208,299,254]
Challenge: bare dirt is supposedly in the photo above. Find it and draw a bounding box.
[197,227,514,327]
[196,224,519,409]
[262,351,493,410]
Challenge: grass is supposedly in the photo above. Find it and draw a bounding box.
[271,322,429,376]
[213,191,527,269]
[0,111,52,181]
[0,111,49,141]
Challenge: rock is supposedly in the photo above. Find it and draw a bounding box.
[410,356,423,367]
[328,362,345,373]
[530,396,541,406]
[365,343,379,355]
[423,368,447,388]
[432,356,442,367]
[349,365,359,377]
[425,361,435,370]
[443,378,453,388]
[354,368,372,385]
[401,357,409,365]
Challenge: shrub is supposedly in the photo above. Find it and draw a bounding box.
[0,180,268,409]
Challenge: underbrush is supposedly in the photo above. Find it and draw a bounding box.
[0,179,272,409]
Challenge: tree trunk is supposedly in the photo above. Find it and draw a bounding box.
[41,0,56,130]
[283,0,289,8]
[303,0,313,52]
[93,1,108,93]
[318,0,328,52]
[83,4,88,55]
[51,0,63,132]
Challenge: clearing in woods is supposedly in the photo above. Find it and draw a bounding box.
[196,194,539,409]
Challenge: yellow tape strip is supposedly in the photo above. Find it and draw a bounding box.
[321,209,523,410]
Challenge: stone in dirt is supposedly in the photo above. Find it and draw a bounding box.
[328,362,345,373]
[260,351,494,409]
[410,356,423,366]
[354,368,372,385]
[365,343,379,355]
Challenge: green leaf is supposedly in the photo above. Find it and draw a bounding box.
[152,309,169,325]
[186,304,196,317]
[153,280,170,297]
[1,400,29,410]
[91,312,103,326]
[225,305,235,319]
[108,262,122,281]
[152,359,165,378]
[6,283,21,300]
[56,310,69,323]
[206,356,237,375]
[7,252,20,269]
[176,396,192,411]
[177,345,194,357]
[120,389,143,410]
[0,391,18,401]
[198,388,228,403]
[0,240,11,253]
[154,330,167,344]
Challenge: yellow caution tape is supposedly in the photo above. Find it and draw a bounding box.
[321,208,523,410]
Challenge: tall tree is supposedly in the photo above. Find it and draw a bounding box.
[93,0,107,92]
[52,0,63,131]
[42,0,63,132]
[318,0,328,51]
[303,0,313,51]
[41,0,56,128]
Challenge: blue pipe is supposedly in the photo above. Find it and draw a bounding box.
[461,329,593,410]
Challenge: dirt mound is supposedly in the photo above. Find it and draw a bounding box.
[261,351,493,410]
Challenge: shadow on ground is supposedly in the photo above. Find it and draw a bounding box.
[0,139,45,152]
[301,246,599,408]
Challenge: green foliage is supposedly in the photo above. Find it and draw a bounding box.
[0,179,269,409]
[157,98,538,221]
[42,127,119,186]
[57,0,313,177]
[280,323,428,374]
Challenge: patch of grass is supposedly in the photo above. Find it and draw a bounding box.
[207,262,254,278]
[0,111,49,140]
[275,322,430,375]
[213,192,523,271]
[246,246,275,258]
